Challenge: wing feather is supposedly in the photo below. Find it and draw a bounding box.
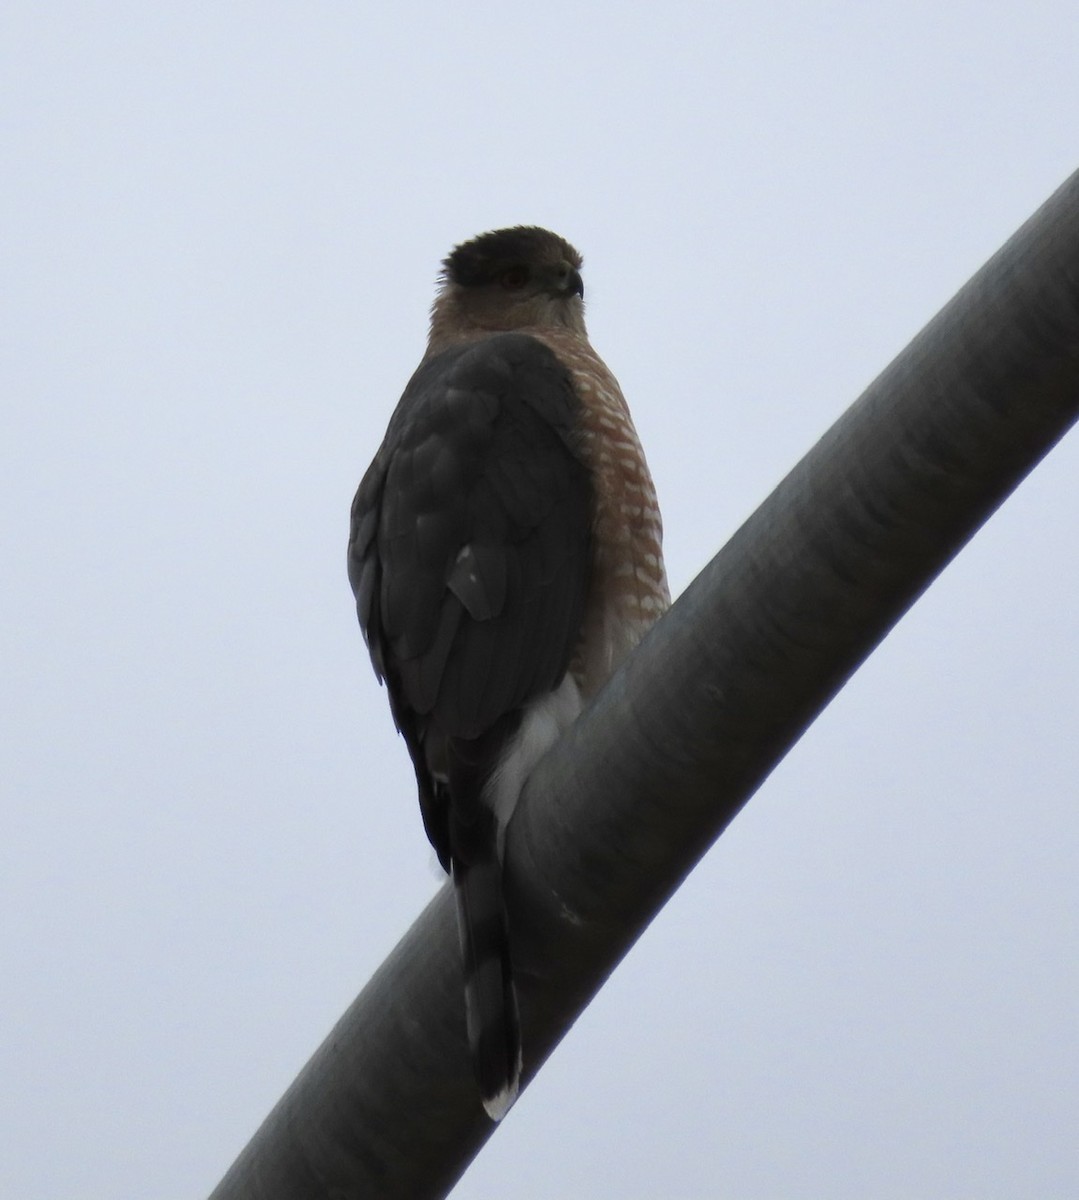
[348,331,592,751]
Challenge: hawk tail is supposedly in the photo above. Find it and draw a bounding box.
[452,855,521,1121]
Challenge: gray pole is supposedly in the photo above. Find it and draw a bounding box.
[209,170,1079,1200]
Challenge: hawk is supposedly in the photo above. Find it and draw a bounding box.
[348,226,669,1120]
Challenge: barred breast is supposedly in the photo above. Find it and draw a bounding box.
[532,328,670,701]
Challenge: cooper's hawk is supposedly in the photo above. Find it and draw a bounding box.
[348,226,669,1120]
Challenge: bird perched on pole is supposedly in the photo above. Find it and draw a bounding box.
[348,226,669,1120]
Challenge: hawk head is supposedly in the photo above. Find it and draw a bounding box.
[428,226,587,349]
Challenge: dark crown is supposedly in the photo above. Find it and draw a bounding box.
[442,226,583,287]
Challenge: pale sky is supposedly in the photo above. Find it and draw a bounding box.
[3,4,1078,1197]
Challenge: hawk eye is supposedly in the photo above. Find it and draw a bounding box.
[500,265,530,290]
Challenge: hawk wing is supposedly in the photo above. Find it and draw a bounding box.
[348,331,593,863]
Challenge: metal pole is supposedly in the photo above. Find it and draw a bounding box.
[209,169,1079,1200]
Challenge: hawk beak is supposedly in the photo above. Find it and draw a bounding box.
[554,262,584,300]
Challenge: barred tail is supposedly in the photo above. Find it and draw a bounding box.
[452,856,521,1121]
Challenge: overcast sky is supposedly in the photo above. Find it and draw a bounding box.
[3,4,1078,1197]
